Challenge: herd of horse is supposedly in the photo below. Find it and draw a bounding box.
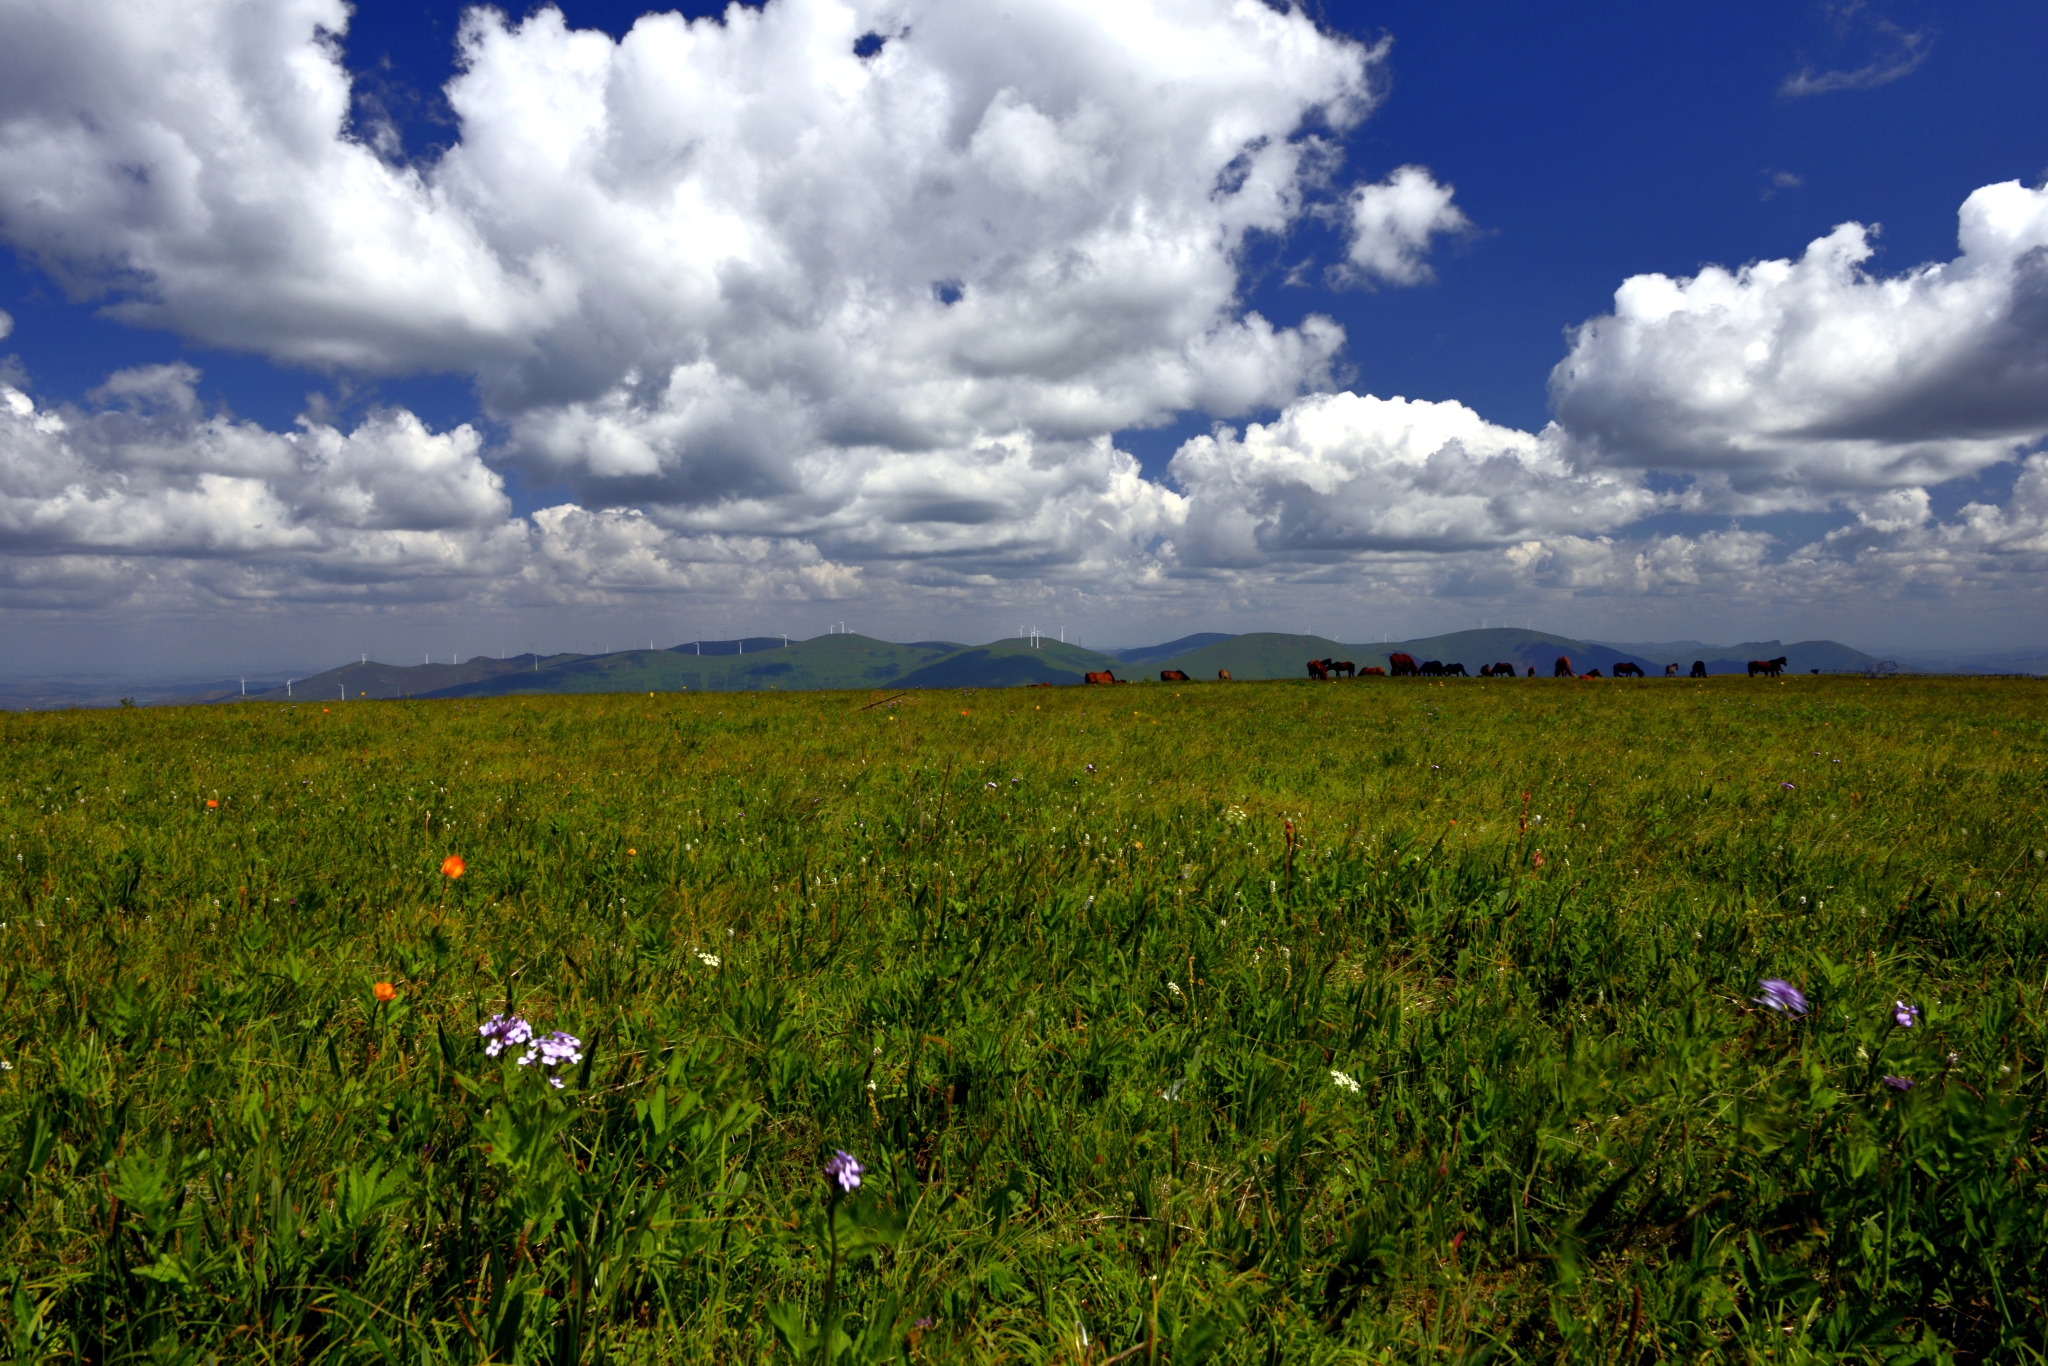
[1299,652,1792,681]
[1080,653,1794,685]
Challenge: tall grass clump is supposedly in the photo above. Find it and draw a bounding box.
[1,675,2045,1362]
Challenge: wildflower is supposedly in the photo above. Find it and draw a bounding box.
[206,799,219,809]
[1893,1000,1920,1028]
[479,1013,534,1057]
[1330,1069,1361,1093]
[696,951,721,969]
[1167,981,1183,997]
[914,1317,935,1330]
[441,854,466,879]
[986,781,998,789]
[373,981,397,1003]
[1085,763,1096,773]
[824,1149,865,1193]
[1753,978,1808,1016]
[626,848,636,856]
[1881,1075,1913,1091]
[1780,782,1795,790]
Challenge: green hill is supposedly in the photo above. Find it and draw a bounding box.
[896,639,1125,688]
[225,628,1888,708]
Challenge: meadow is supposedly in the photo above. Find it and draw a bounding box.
[1,674,2044,1363]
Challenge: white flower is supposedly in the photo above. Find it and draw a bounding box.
[1330,1069,1360,1093]
[1167,981,1183,997]
[696,951,721,969]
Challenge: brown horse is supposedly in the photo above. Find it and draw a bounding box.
[1360,666,1386,675]
[1747,656,1787,678]
[1217,669,1232,681]
[1553,656,1573,677]
[1084,671,1117,685]
[1327,660,1356,677]
[1306,660,1330,680]
[1159,670,1189,682]
[1613,662,1644,678]
[1388,652,1419,676]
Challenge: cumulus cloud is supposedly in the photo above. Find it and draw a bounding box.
[1337,166,1471,286]
[1550,180,2048,512]
[0,0,1383,518]
[1167,392,1657,566]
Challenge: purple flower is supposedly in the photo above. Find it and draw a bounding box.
[1085,763,1095,773]
[1892,1000,1920,1028]
[914,1317,935,1330]
[479,1013,534,1057]
[1882,1075,1913,1091]
[520,1030,584,1069]
[1753,978,1808,1016]
[1780,782,1795,790]
[824,1149,865,1193]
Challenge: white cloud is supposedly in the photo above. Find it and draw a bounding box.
[1551,180,2048,511]
[1338,165,1471,286]
[1166,392,1657,566]
[0,0,1377,511]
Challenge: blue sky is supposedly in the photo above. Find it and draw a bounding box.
[2,0,2045,671]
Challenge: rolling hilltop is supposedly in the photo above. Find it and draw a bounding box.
[238,634,1124,704]
[213,627,1895,706]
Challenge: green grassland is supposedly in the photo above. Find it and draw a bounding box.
[2,675,2045,1362]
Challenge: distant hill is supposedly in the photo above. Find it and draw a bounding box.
[24,627,1908,712]
[1109,632,1237,666]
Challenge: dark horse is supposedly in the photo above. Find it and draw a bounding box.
[1441,663,1469,677]
[1612,662,1644,678]
[1748,656,1788,678]
[1327,659,1357,677]
[1553,656,1574,678]
[1690,660,1708,678]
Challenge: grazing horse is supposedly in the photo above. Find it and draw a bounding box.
[1418,659,1446,677]
[1526,666,1537,677]
[1553,656,1574,678]
[1664,663,1679,676]
[1442,663,1469,677]
[1361,666,1386,676]
[1327,660,1356,677]
[1612,662,1644,678]
[1690,660,1708,679]
[1747,656,1788,678]
[1084,671,1117,685]
[1159,669,1189,682]
[1493,661,1517,677]
[1388,652,1419,677]
[1217,669,1232,681]
[1479,664,1496,677]
[1306,659,1330,681]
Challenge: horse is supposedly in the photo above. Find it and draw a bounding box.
[1419,660,1446,677]
[1747,656,1788,678]
[1218,669,1232,681]
[1159,670,1189,682]
[1306,660,1330,681]
[1612,662,1644,678]
[1579,668,1603,679]
[1553,656,1574,678]
[1327,660,1356,678]
[1664,663,1679,676]
[1084,671,1117,685]
[1388,652,1419,677]
[1442,663,1468,677]
[1360,666,1386,676]
[1689,660,1707,678]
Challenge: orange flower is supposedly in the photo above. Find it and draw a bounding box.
[206,798,219,808]
[626,848,637,856]
[441,854,466,879]
[373,981,397,1003]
